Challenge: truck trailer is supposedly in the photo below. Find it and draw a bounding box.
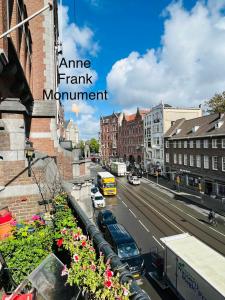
[159,233,225,300]
[110,162,127,176]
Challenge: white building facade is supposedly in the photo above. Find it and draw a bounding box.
[144,104,202,175]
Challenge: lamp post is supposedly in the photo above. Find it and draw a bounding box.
[24,140,35,177]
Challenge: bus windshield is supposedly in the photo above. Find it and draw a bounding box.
[103,183,116,188]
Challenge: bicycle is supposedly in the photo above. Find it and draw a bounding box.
[208,217,217,227]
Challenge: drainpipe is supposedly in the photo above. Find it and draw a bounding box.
[0,3,52,39]
[63,183,151,300]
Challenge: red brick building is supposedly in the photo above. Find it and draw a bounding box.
[118,108,149,166]
[0,0,74,220]
[100,112,123,163]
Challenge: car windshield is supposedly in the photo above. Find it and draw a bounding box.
[104,183,115,188]
[95,196,103,201]
[91,187,98,193]
[103,213,115,222]
[118,243,140,258]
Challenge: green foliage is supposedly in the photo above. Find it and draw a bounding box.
[205,91,225,113]
[89,138,100,153]
[0,222,53,285]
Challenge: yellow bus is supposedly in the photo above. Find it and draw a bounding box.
[97,172,117,196]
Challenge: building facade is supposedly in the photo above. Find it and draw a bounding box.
[164,113,225,199]
[100,112,123,163]
[118,108,149,167]
[65,119,79,147]
[144,103,202,174]
[0,1,76,220]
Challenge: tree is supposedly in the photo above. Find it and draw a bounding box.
[205,91,225,114]
[89,138,99,153]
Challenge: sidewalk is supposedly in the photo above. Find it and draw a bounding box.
[142,174,225,225]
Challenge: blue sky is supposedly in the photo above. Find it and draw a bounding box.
[59,0,225,139]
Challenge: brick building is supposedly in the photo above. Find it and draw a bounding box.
[118,108,149,167]
[100,112,123,164]
[164,113,225,199]
[0,0,77,220]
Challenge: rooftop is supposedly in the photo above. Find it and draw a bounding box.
[165,113,225,139]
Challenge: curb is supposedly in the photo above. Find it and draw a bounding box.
[142,177,225,226]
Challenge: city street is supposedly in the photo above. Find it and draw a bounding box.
[91,164,225,299]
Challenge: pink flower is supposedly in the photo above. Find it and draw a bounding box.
[89,246,95,252]
[90,262,96,271]
[104,279,113,289]
[123,287,129,296]
[10,220,17,226]
[105,269,113,278]
[73,233,80,240]
[61,265,68,276]
[61,228,67,234]
[32,215,41,221]
[73,254,79,262]
[57,238,63,247]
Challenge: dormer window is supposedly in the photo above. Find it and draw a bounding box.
[192,125,200,133]
[176,128,181,134]
[215,121,224,129]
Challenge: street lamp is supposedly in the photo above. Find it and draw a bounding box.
[24,140,35,177]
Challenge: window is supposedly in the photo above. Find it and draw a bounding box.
[204,156,209,169]
[222,139,225,149]
[184,141,187,148]
[222,157,225,172]
[166,153,170,163]
[196,140,201,148]
[178,154,182,165]
[203,139,208,148]
[174,153,177,164]
[165,141,169,148]
[190,155,194,167]
[173,141,177,148]
[212,156,218,170]
[190,140,194,148]
[184,154,187,165]
[196,155,201,168]
[212,139,217,148]
[178,141,182,148]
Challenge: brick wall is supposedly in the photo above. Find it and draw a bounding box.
[0,195,44,221]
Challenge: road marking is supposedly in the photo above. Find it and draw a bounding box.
[141,185,225,238]
[129,208,137,218]
[152,235,165,249]
[117,195,121,200]
[122,200,127,207]
[139,220,150,232]
[119,182,184,233]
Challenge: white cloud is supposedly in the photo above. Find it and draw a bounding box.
[107,0,225,108]
[58,5,100,139]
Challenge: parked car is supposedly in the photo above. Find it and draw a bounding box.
[104,224,144,277]
[91,186,99,199]
[97,210,117,231]
[128,174,140,185]
[92,192,106,209]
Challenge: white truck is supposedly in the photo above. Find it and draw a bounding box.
[110,162,127,177]
[155,233,225,300]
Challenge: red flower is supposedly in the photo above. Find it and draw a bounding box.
[81,240,86,247]
[57,238,63,247]
[105,269,113,278]
[104,279,113,289]
[73,254,79,262]
[73,233,80,240]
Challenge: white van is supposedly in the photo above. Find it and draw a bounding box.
[92,192,106,208]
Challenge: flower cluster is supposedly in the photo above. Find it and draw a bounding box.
[53,193,131,300]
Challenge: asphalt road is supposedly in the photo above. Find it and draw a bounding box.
[90,164,225,300]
